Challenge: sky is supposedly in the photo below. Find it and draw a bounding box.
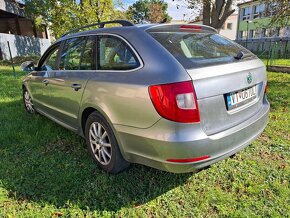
[122,0,196,21]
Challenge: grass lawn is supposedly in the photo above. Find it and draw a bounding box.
[0,65,289,217]
[261,58,290,66]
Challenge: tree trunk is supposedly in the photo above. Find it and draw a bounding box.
[202,0,211,26]
[202,0,235,30]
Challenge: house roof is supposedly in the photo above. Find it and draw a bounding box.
[237,0,259,7]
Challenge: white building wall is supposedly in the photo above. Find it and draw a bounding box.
[219,14,238,40]
[190,14,238,40]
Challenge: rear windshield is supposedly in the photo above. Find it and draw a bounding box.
[149,32,255,69]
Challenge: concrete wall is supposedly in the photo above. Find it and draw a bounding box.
[0,33,50,60]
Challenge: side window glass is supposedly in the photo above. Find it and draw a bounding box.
[60,37,86,70]
[97,35,140,70]
[41,46,59,71]
[80,36,95,70]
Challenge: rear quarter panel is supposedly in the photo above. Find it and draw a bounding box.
[80,72,160,128]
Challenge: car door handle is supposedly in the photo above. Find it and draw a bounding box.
[71,83,82,91]
[42,79,49,85]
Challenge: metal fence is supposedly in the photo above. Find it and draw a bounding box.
[236,38,290,72]
[236,37,290,60]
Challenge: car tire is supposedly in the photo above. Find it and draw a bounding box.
[85,111,129,173]
[23,87,36,114]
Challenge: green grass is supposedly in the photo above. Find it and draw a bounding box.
[0,65,289,217]
[261,58,290,66]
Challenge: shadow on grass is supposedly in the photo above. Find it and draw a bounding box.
[0,99,191,212]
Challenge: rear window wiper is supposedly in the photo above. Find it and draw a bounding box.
[234,51,244,60]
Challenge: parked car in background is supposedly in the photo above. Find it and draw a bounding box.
[21,20,270,173]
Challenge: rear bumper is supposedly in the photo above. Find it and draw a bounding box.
[115,98,270,173]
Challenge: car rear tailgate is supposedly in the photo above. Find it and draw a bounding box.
[187,59,267,135]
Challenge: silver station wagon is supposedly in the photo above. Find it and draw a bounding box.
[22,20,270,173]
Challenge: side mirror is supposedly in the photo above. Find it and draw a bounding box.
[20,61,35,72]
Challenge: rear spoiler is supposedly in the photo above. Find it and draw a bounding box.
[144,24,218,33]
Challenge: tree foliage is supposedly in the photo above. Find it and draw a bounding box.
[22,0,125,38]
[175,0,289,30]
[261,0,290,27]
[126,0,172,24]
[174,0,235,29]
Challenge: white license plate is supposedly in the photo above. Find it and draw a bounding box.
[226,85,257,110]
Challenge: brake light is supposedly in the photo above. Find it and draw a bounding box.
[149,81,200,123]
[264,82,268,94]
[180,25,202,30]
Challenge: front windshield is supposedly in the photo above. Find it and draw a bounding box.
[149,32,255,69]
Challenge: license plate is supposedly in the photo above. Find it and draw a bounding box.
[226,85,257,110]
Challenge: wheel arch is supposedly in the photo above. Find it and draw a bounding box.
[80,106,129,161]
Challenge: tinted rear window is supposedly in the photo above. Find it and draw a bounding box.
[149,32,254,69]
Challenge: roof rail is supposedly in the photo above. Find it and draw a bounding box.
[61,20,134,37]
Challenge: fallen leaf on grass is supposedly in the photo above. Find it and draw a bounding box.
[52,212,63,217]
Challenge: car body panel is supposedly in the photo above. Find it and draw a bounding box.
[25,71,51,112]
[81,74,161,129]
[47,70,92,129]
[187,59,267,135]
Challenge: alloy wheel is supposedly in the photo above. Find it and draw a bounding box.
[24,90,35,113]
[89,122,112,165]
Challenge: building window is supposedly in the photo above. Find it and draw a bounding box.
[264,29,274,38]
[252,29,261,38]
[239,31,248,39]
[242,7,251,20]
[267,28,280,38]
[249,30,253,39]
[243,31,248,39]
[239,31,243,39]
[272,28,280,37]
[227,23,232,30]
[253,4,265,19]
[286,27,290,37]
[280,27,290,37]
[265,2,278,17]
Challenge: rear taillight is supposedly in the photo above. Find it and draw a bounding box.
[264,82,268,94]
[149,81,200,123]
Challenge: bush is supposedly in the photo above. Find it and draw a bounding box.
[0,54,41,67]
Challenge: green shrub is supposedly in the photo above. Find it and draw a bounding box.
[0,54,40,66]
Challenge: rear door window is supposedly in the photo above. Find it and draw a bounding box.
[149,32,255,69]
[60,36,95,70]
[97,35,140,71]
[60,37,86,70]
[80,36,95,70]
